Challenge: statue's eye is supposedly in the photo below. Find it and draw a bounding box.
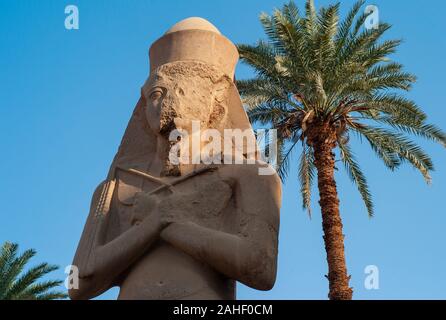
[149,89,163,102]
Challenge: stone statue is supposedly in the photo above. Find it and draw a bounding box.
[69,17,281,300]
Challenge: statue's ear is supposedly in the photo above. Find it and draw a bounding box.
[208,77,230,128]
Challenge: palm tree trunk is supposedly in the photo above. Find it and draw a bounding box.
[313,137,353,300]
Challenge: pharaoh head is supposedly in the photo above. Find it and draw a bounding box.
[108,17,256,178]
[142,61,231,137]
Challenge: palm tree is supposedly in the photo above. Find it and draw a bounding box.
[237,0,446,300]
[0,242,67,300]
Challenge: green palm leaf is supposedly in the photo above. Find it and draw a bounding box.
[0,242,67,300]
[238,0,445,300]
[237,0,445,216]
[339,142,374,217]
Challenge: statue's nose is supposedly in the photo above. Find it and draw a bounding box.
[158,106,177,135]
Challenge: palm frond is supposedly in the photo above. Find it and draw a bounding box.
[4,263,59,300]
[376,118,446,147]
[354,125,434,183]
[238,0,444,219]
[237,41,281,81]
[276,139,299,181]
[0,242,67,300]
[339,142,374,217]
[314,2,339,70]
[335,0,365,53]
[0,245,35,299]
[298,145,315,216]
[247,103,289,125]
[18,280,67,300]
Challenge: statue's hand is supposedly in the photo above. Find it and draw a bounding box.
[132,178,232,228]
[131,192,169,230]
[131,191,187,229]
[157,193,188,225]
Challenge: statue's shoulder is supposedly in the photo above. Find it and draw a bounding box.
[217,163,281,225]
[91,179,112,205]
[114,168,146,206]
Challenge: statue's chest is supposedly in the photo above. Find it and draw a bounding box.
[113,168,235,230]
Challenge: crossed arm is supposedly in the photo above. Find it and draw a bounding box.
[69,167,281,299]
[160,168,281,290]
[68,182,164,300]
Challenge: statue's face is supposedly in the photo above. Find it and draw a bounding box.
[143,62,229,137]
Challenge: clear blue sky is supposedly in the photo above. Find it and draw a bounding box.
[1,0,445,300]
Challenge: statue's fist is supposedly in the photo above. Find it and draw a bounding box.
[131,192,160,226]
[157,194,188,225]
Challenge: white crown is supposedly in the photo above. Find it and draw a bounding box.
[149,17,239,79]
